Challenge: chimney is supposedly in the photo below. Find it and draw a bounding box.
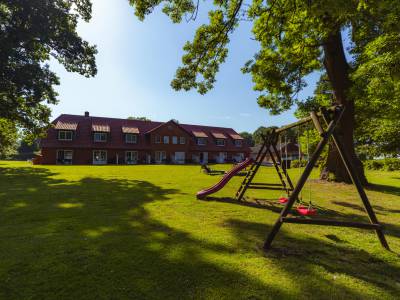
[84,111,90,117]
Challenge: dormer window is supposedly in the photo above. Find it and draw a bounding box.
[180,137,186,144]
[92,124,110,142]
[58,130,73,141]
[94,132,107,142]
[197,138,206,146]
[125,134,137,144]
[163,136,169,144]
[155,135,161,143]
[234,140,242,147]
[216,139,225,146]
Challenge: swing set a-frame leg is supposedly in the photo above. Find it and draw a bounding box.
[325,119,390,250]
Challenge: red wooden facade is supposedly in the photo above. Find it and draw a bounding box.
[40,112,250,165]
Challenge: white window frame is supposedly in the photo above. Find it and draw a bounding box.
[58,131,73,141]
[155,135,161,143]
[172,136,178,144]
[180,137,186,144]
[163,136,169,144]
[125,151,138,164]
[125,134,137,144]
[216,139,226,146]
[94,132,107,142]
[234,140,242,147]
[56,150,73,164]
[197,138,206,146]
[93,150,107,165]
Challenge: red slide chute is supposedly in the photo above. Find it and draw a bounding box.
[196,158,253,199]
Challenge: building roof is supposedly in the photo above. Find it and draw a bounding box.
[41,113,249,151]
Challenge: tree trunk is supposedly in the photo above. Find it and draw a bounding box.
[320,31,367,185]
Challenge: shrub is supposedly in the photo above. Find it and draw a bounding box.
[364,160,384,170]
[364,159,400,171]
[383,158,400,171]
[291,159,307,168]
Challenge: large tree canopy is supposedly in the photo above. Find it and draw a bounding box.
[0,0,97,136]
[128,0,400,183]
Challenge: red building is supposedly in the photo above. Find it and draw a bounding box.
[39,112,250,165]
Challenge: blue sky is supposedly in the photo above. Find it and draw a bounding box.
[49,0,320,133]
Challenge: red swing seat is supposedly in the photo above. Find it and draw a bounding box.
[296,205,317,216]
[278,197,288,204]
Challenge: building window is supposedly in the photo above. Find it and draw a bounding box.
[172,136,178,144]
[94,132,107,142]
[163,136,169,144]
[155,135,161,143]
[126,151,138,164]
[234,140,242,147]
[56,150,73,164]
[155,151,166,163]
[58,131,73,141]
[216,139,226,146]
[180,137,186,144]
[197,138,206,146]
[93,150,107,164]
[125,134,137,144]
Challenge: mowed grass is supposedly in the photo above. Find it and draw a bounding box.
[0,161,399,299]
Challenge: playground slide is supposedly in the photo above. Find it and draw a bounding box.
[196,158,253,199]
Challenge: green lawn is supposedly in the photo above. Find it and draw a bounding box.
[0,161,399,299]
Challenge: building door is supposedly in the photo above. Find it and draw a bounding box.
[200,152,208,164]
[93,150,107,165]
[126,151,138,164]
[174,152,185,164]
[155,151,166,163]
[218,152,227,163]
[57,150,73,165]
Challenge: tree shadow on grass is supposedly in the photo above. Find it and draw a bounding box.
[366,183,400,197]
[201,196,284,213]
[0,166,290,299]
[227,218,400,299]
[202,196,400,239]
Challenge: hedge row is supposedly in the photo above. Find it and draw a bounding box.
[291,158,400,171]
[364,158,400,171]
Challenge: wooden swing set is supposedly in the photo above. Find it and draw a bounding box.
[236,105,390,251]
